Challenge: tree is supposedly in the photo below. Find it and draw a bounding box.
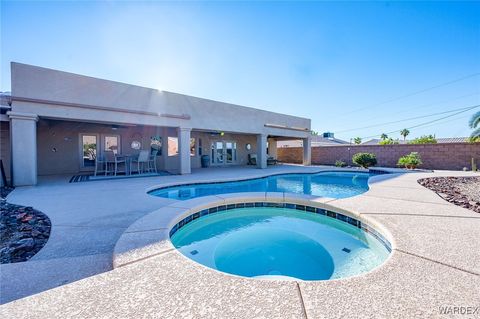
[311,131,319,136]
[469,110,480,140]
[408,135,437,144]
[353,137,362,144]
[400,129,410,141]
[380,133,388,140]
[379,138,399,145]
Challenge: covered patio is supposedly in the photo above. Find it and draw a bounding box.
[13,117,311,183]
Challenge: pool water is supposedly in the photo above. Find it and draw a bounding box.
[171,207,390,280]
[150,171,371,200]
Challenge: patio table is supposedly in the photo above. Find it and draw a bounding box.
[115,154,137,175]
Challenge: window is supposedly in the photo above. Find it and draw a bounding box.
[82,135,97,167]
[168,137,178,156]
[190,138,196,156]
[150,136,162,155]
[105,136,119,154]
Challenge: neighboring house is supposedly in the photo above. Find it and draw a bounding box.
[362,137,470,145]
[1,62,312,186]
[278,135,349,148]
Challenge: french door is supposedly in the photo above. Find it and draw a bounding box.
[211,141,237,165]
[80,133,121,170]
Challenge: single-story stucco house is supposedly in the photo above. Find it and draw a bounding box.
[0,63,312,186]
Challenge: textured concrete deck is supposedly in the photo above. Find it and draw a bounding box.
[1,166,479,318]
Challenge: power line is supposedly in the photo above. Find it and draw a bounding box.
[321,91,479,133]
[370,91,480,122]
[337,72,480,116]
[359,104,480,140]
[336,105,476,134]
[414,114,471,131]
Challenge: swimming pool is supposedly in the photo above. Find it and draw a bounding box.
[150,171,371,200]
[171,205,390,280]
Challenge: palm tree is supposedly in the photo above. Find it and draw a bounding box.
[469,111,480,140]
[400,129,410,141]
[353,137,362,144]
[380,133,388,140]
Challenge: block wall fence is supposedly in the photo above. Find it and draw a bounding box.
[277,143,480,170]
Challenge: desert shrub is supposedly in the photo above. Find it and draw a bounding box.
[397,152,422,169]
[335,160,347,167]
[352,152,377,168]
[379,138,399,145]
[408,135,437,144]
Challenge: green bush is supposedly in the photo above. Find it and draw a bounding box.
[408,135,437,144]
[379,138,399,145]
[335,160,347,167]
[352,153,377,168]
[468,136,480,143]
[397,152,422,169]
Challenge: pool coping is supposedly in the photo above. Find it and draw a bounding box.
[113,192,395,271]
[145,168,374,195]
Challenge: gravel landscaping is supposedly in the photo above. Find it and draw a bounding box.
[418,176,480,213]
[1,187,51,263]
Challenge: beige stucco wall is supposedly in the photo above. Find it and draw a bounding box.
[11,63,311,139]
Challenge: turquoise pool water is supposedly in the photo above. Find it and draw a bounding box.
[171,207,390,280]
[150,171,371,200]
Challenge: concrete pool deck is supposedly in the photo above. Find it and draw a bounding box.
[1,165,479,318]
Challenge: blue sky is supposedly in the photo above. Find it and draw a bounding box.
[1,1,479,141]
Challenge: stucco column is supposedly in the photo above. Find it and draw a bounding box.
[177,127,191,174]
[8,112,39,186]
[303,136,312,166]
[267,137,277,159]
[256,134,267,169]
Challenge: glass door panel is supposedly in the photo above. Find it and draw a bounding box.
[215,141,224,164]
[104,135,120,154]
[225,142,234,163]
[82,135,97,168]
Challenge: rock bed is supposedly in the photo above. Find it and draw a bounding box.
[1,200,51,263]
[418,176,480,213]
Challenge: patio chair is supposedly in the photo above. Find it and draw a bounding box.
[94,154,106,176]
[103,151,115,176]
[148,150,158,173]
[247,154,257,165]
[104,151,127,176]
[114,155,127,176]
[267,156,278,165]
[130,150,150,175]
